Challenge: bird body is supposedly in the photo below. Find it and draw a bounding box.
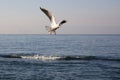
[40,7,67,35]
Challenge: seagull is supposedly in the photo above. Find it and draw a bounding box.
[40,7,67,35]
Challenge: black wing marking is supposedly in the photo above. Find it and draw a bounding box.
[59,20,67,26]
[40,7,52,22]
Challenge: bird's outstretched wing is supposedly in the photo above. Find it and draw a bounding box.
[40,7,56,24]
[59,20,67,26]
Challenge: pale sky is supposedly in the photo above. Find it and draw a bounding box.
[0,0,120,34]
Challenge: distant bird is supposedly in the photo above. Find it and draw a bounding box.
[40,7,67,35]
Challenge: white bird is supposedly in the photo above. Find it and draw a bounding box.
[40,7,67,35]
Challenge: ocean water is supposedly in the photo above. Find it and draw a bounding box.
[0,34,120,80]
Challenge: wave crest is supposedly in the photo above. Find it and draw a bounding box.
[21,55,61,60]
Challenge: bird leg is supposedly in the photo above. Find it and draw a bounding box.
[54,31,56,35]
[49,31,52,35]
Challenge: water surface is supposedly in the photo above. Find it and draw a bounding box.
[0,34,120,80]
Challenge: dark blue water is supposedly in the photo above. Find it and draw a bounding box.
[0,34,120,80]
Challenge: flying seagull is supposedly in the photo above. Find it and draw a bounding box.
[40,7,67,35]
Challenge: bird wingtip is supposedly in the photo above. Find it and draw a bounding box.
[40,7,44,10]
[64,20,67,23]
[40,7,42,9]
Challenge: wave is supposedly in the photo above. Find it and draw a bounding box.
[0,54,120,61]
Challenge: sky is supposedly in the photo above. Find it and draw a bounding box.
[0,0,120,34]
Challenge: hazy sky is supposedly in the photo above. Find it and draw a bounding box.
[0,0,120,34]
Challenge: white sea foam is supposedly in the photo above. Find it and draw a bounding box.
[21,55,61,60]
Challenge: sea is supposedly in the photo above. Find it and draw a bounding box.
[0,34,120,80]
